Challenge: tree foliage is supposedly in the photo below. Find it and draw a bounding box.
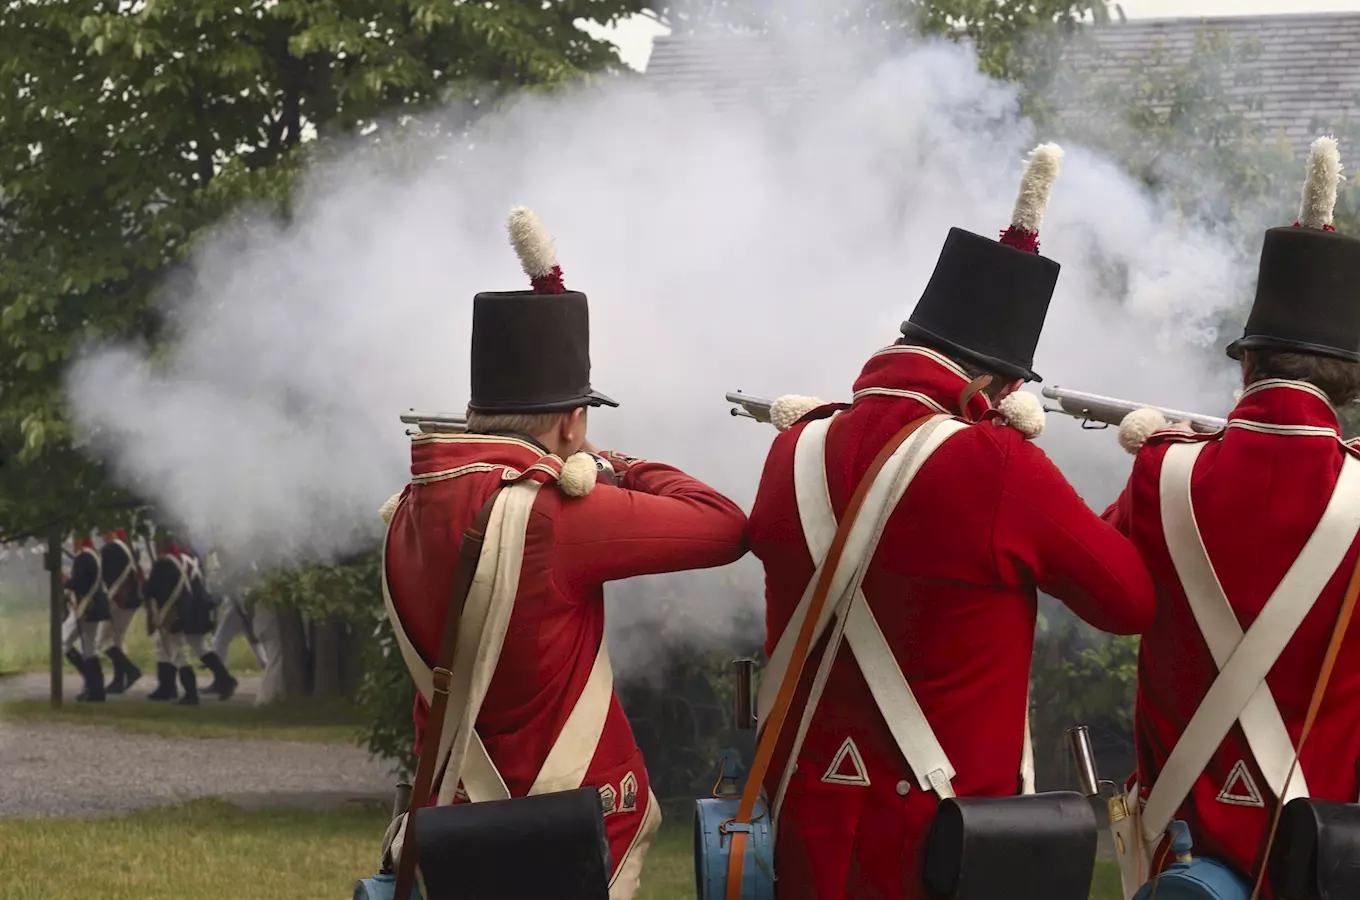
[0,0,646,541]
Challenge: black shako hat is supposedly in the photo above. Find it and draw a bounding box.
[902,143,1065,383]
[1228,136,1360,364]
[467,206,617,414]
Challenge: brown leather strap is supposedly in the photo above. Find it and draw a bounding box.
[724,415,934,900]
[394,487,506,900]
[1247,544,1360,900]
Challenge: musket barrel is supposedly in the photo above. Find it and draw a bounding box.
[400,410,468,433]
[1040,386,1226,433]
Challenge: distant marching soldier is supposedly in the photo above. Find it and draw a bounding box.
[95,528,145,694]
[211,591,268,672]
[64,533,111,702]
[144,535,198,705]
[180,543,238,700]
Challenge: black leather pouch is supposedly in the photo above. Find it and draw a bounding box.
[1269,797,1360,900]
[924,792,1098,900]
[412,786,612,900]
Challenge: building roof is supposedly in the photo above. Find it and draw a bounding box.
[645,12,1360,157]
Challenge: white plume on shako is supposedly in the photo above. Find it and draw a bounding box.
[65,19,1263,680]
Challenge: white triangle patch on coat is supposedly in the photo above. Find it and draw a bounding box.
[1216,760,1265,808]
[821,737,870,786]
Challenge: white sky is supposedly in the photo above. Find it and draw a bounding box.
[581,0,1360,72]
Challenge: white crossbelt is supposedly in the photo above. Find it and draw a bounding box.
[379,483,615,806]
[154,557,189,630]
[71,548,104,620]
[104,540,136,601]
[1140,441,1360,844]
[765,413,1034,823]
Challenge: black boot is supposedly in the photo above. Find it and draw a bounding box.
[147,662,178,701]
[81,657,106,702]
[66,649,89,701]
[177,666,199,706]
[200,651,238,701]
[105,647,141,695]
[105,651,126,694]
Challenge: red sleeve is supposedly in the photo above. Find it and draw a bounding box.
[554,460,749,593]
[1102,481,1133,536]
[993,435,1156,635]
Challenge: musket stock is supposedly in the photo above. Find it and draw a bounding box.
[1040,386,1226,434]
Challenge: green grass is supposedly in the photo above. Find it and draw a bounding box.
[0,697,364,743]
[0,797,1123,899]
[0,603,263,675]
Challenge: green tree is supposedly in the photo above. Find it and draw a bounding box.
[0,0,647,543]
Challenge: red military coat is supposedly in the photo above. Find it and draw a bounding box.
[384,432,747,881]
[1104,380,1360,894]
[747,345,1157,900]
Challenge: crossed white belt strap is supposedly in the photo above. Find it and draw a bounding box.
[104,541,136,600]
[379,482,615,806]
[1142,442,1360,843]
[72,549,104,620]
[155,559,188,630]
[761,413,1001,821]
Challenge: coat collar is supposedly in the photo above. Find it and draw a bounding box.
[850,345,994,421]
[409,431,568,487]
[1227,379,1342,438]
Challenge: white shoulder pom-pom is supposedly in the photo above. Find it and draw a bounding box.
[997,391,1045,439]
[507,206,558,279]
[559,452,598,498]
[1010,143,1064,235]
[1119,408,1169,455]
[1298,136,1344,230]
[770,395,825,432]
[379,492,403,525]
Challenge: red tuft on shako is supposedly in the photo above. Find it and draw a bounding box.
[531,265,566,295]
[999,226,1040,254]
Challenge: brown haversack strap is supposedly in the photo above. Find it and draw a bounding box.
[723,415,935,900]
[394,486,506,900]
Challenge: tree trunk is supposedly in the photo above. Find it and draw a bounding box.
[47,534,63,708]
[278,607,310,701]
[311,615,345,703]
[338,617,365,700]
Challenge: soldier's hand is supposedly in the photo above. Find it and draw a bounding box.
[1171,419,1195,433]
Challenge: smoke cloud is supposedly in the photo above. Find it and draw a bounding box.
[64,16,1258,678]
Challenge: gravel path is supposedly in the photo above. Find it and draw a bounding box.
[0,673,396,818]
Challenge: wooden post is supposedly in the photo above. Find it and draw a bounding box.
[47,533,63,708]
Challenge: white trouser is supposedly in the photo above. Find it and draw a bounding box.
[96,604,137,653]
[153,628,169,664]
[61,613,99,659]
[160,633,193,668]
[254,603,285,707]
[212,598,267,667]
[62,611,78,653]
[184,632,208,660]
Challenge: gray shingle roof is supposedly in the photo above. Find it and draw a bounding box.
[645,13,1360,157]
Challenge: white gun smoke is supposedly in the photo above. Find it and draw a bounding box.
[64,12,1260,679]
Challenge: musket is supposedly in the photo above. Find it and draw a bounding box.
[1040,386,1226,434]
[399,410,468,434]
[726,391,774,424]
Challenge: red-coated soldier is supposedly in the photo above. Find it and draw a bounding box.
[381,207,748,899]
[1103,136,1360,900]
[745,144,1157,900]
